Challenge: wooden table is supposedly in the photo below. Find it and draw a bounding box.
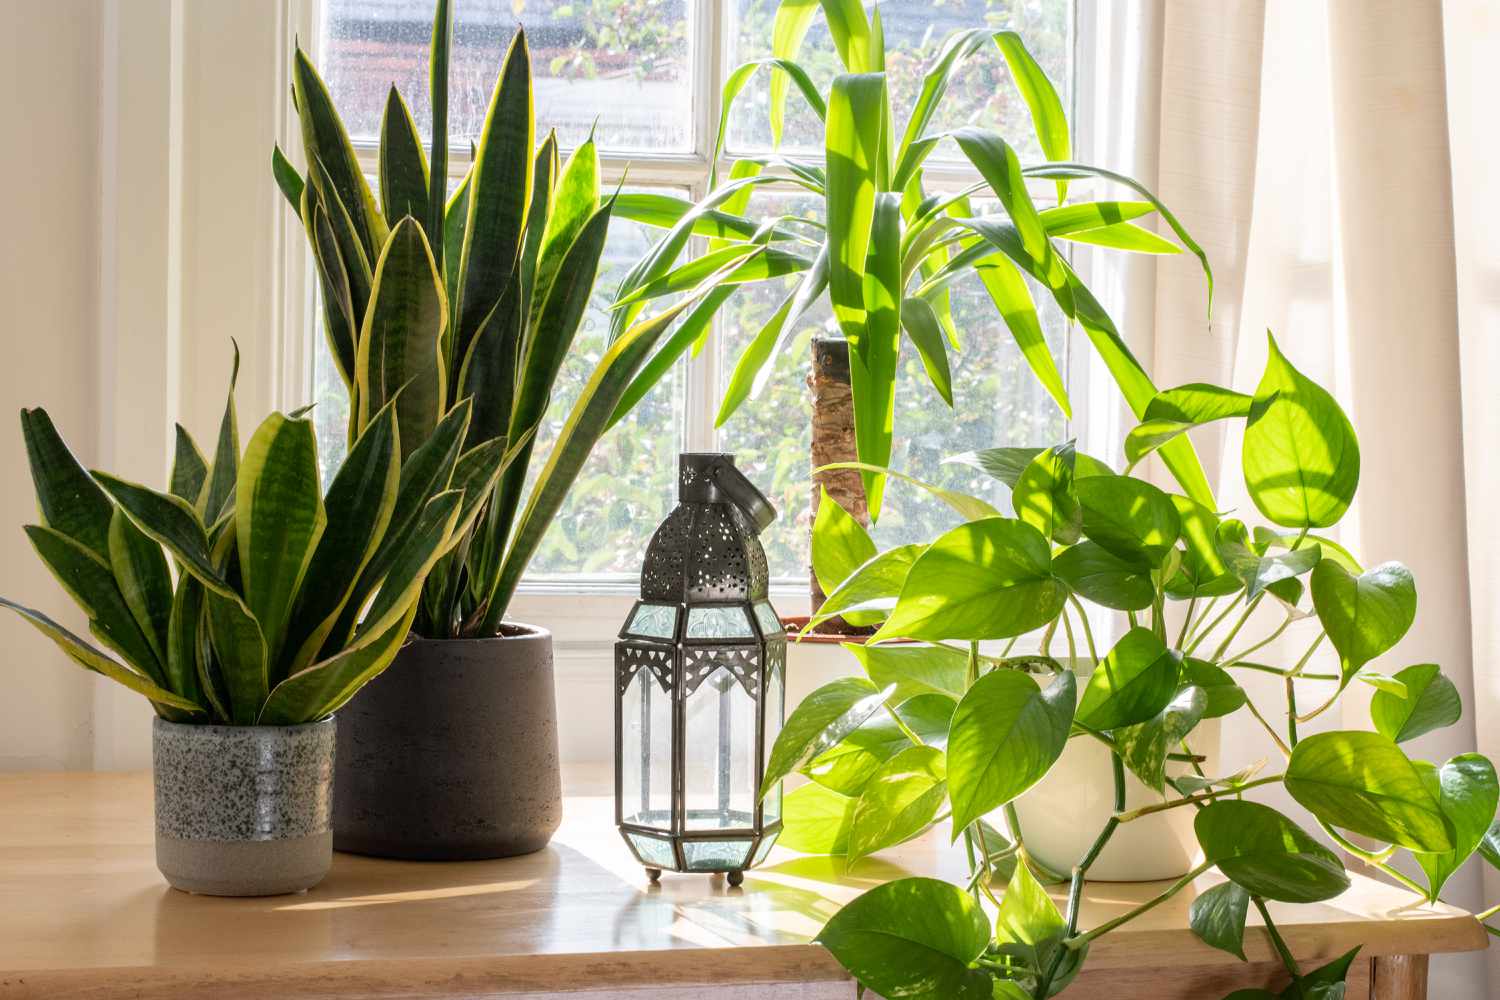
[0,771,1486,999]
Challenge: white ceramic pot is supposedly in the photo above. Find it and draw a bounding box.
[1009,679,1221,882]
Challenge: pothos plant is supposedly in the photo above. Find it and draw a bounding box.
[604,0,1216,517]
[764,331,1500,999]
[2,353,494,726]
[274,0,734,637]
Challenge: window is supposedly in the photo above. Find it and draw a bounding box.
[308,0,1074,596]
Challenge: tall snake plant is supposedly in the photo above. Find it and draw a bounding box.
[273,1,733,638]
[3,353,488,725]
[605,0,1216,517]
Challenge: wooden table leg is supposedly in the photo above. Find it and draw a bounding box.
[1371,954,1428,1000]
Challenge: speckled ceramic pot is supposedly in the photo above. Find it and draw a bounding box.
[333,625,561,860]
[152,717,335,896]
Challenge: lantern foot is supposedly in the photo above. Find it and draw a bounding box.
[726,869,744,888]
[645,867,662,884]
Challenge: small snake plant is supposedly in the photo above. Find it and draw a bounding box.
[4,351,505,725]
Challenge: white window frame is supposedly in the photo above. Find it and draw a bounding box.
[270,0,1104,637]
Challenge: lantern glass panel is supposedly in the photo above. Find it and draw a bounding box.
[683,839,755,871]
[763,657,784,824]
[685,605,754,638]
[751,833,778,867]
[753,601,782,636]
[683,666,757,829]
[620,668,674,828]
[627,603,678,639]
[626,831,677,869]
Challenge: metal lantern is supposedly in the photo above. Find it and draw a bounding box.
[614,453,785,885]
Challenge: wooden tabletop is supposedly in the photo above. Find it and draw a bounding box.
[0,769,1486,999]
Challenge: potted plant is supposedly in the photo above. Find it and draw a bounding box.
[764,332,1499,998]
[3,354,485,895]
[603,1,1216,627]
[274,1,740,858]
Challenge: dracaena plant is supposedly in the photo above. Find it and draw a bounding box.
[767,331,1500,999]
[3,353,499,726]
[273,1,725,638]
[603,0,1215,517]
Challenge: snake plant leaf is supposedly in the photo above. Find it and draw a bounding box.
[1077,628,1180,731]
[815,462,999,521]
[1310,559,1416,682]
[454,29,533,370]
[0,597,202,713]
[93,472,230,597]
[992,31,1069,192]
[305,198,360,391]
[947,669,1074,833]
[849,641,968,705]
[203,586,267,726]
[530,137,599,328]
[876,517,1065,642]
[357,489,463,642]
[426,0,451,268]
[310,159,376,320]
[1052,540,1154,612]
[165,575,204,710]
[808,695,954,797]
[199,345,240,524]
[1243,332,1360,528]
[236,413,326,669]
[899,296,952,406]
[1195,800,1349,903]
[972,254,1070,418]
[712,58,826,184]
[458,274,522,451]
[1075,474,1181,567]
[378,85,429,228]
[779,780,857,854]
[1188,880,1250,961]
[24,524,163,684]
[1370,664,1462,743]
[259,604,417,725]
[762,677,893,798]
[1114,685,1207,793]
[1124,383,1253,468]
[282,404,399,676]
[442,164,472,311]
[517,132,557,338]
[271,144,304,213]
[806,543,923,630]
[1286,731,1454,852]
[1012,443,1081,544]
[19,408,114,561]
[1413,754,1499,901]
[292,46,386,261]
[1215,519,1321,602]
[169,424,208,505]
[826,72,885,349]
[106,507,172,670]
[815,877,992,1000]
[357,216,447,456]
[847,745,948,863]
[811,487,875,597]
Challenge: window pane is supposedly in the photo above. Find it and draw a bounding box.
[320,0,693,151]
[728,0,1071,160]
[716,191,1067,582]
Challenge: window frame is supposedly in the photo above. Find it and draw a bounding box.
[280,0,1096,623]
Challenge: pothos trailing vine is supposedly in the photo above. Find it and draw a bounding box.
[761,334,1500,999]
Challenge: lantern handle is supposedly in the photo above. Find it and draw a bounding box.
[711,459,776,534]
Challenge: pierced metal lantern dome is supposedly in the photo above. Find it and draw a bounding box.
[614,453,785,885]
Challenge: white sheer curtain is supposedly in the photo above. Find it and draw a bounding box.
[1083,1,1490,995]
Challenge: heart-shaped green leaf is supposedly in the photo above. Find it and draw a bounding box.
[1242,331,1360,528]
[807,544,923,630]
[1180,658,1247,719]
[1195,800,1349,903]
[1075,474,1180,566]
[1053,540,1154,612]
[848,746,949,862]
[1311,560,1416,681]
[815,877,993,1000]
[1188,880,1250,960]
[1370,663,1461,744]
[1114,685,1207,792]
[850,641,969,704]
[1413,753,1498,901]
[1215,518,1321,601]
[779,781,857,855]
[1076,628,1180,730]
[812,487,876,598]
[993,859,1084,996]
[946,669,1075,833]
[807,694,954,796]
[1012,443,1081,544]
[1285,731,1454,852]
[762,677,894,798]
[875,517,1066,642]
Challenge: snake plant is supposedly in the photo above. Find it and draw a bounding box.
[273,1,723,638]
[606,0,1216,518]
[3,352,501,726]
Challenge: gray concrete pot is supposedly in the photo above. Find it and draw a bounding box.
[152,717,335,896]
[333,624,562,860]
